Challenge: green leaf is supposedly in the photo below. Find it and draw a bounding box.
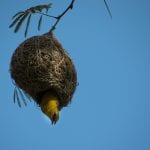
[12,11,24,19]
[38,15,42,31]
[34,6,42,12]
[14,13,29,33]
[46,4,52,13]
[104,0,112,18]
[17,88,27,106]
[9,13,25,28]
[29,7,36,13]
[24,14,32,37]
[29,3,52,13]
[44,3,52,13]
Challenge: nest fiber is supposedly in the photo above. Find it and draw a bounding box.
[10,33,77,109]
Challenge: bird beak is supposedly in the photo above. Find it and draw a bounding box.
[51,113,58,125]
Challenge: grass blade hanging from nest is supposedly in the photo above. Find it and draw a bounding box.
[13,87,16,104]
[17,87,27,106]
[15,87,21,107]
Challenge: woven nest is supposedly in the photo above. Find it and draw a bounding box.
[10,32,77,109]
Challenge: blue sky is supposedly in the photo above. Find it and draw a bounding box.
[1,0,150,150]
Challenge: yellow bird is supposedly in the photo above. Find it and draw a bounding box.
[40,92,59,124]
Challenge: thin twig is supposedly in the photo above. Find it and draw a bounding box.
[49,0,75,33]
[36,12,57,19]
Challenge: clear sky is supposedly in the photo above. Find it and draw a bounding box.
[1,0,150,150]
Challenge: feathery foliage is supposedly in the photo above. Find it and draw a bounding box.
[9,3,52,37]
[9,1,111,37]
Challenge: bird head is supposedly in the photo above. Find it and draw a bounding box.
[40,92,59,124]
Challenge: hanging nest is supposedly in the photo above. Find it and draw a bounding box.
[9,2,78,124]
[10,32,77,110]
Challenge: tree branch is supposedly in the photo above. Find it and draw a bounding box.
[49,0,75,33]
